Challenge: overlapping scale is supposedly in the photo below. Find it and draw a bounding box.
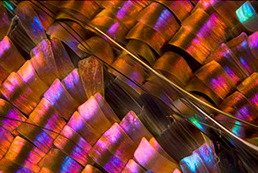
[180,152,209,173]
[89,123,136,172]
[126,2,181,55]
[78,96,113,135]
[81,165,102,173]
[127,22,166,56]
[237,73,258,111]
[0,158,33,173]
[137,2,179,41]
[5,136,44,172]
[17,60,48,99]
[216,91,258,138]
[30,39,58,85]
[169,26,211,66]
[111,54,145,90]
[121,159,146,173]
[119,111,153,145]
[59,1,100,23]
[156,0,193,23]
[0,36,25,74]
[182,8,226,50]
[78,36,115,65]
[94,93,120,124]
[0,72,39,115]
[28,98,66,139]
[0,98,26,133]
[180,142,220,173]
[53,125,92,166]
[43,79,79,120]
[100,1,149,27]
[226,32,258,75]
[195,0,240,28]
[125,40,156,65]
[67,111,100,146]
[38,148,83,173]
[205,43,247,85]
[187,60,236,105]
[149,137,177,163]
[134,137,179,173]
[62,68,87,104]
[153,51,193,87]
[88,9,128,45]
[236,1,258,33]
[0,126,14,160]
[17,119,54,154]
[88,141,125,173]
